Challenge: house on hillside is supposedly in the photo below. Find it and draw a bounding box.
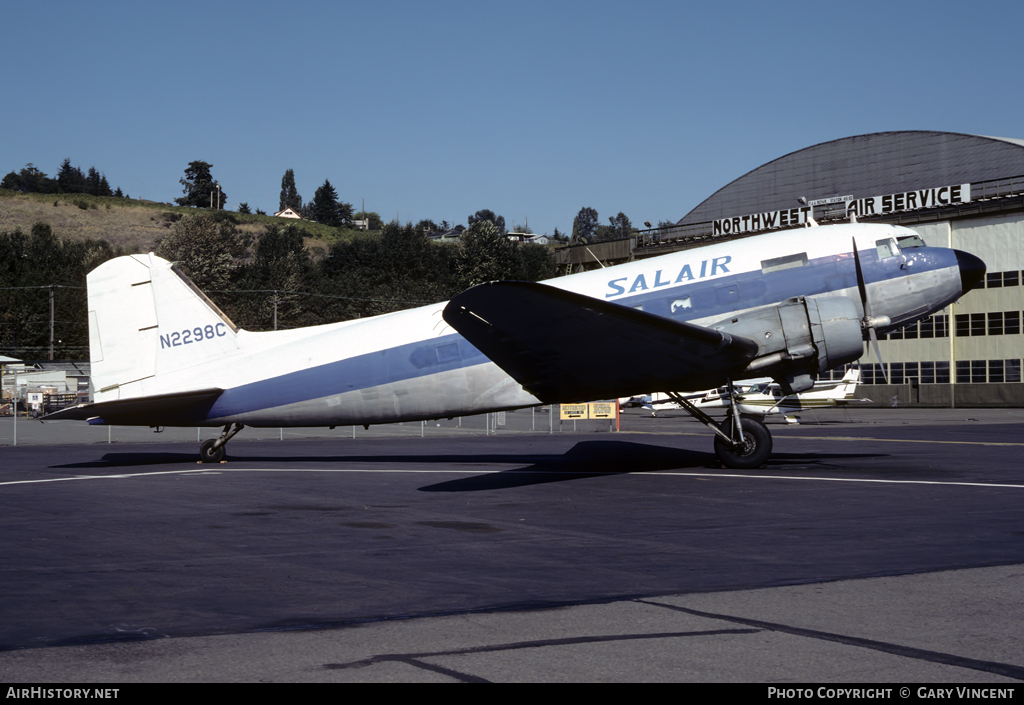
[508,233,551,245]
[273,207,302,219]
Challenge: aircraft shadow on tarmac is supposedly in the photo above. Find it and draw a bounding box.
[52,440,885,490]
[416,445,888,492]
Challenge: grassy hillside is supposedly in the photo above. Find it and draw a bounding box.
[0,189,360,255]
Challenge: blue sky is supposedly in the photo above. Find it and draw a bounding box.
[5,0,1023,236]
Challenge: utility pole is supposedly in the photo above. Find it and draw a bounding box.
[48,284,54,360]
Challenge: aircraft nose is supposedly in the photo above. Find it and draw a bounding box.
[954,250,986,294]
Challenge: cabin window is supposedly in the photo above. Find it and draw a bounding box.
[716,284,740,303]
[435,343,459,363]
[761,253,808,274]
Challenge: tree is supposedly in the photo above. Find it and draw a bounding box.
[0,224,120,359]
[457,219,519,288]
[154,213,247,290]
[593,211,633,242]
[85,167,112,197]
[518,242,556,281]
[307,179,352,227]
[234,223,316,329]
[237,202,252,214]
[468,209,506,233]
[571,206,599,244]
[415,219,440,234]
[175,161,226,209]
[354,210,383,230]
[1,164,56,194]
[57,159,85,194]
[279,169,301,212]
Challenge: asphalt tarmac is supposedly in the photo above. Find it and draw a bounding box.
[2,407,1024,683]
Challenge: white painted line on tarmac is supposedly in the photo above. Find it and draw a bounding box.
[3,466,1024,490]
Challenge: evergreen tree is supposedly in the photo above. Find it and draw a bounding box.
[86,167,102,196]
[57,158,85,194]
[307,179,353,227]
[175,161,226,208]
[279,169,301,212]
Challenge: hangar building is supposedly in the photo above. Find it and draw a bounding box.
[646,130,1024,407]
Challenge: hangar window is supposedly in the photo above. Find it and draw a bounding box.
[919,361,950,384]
[983,270,1021,288]
[920,314,948,338]
[761,253,807,274]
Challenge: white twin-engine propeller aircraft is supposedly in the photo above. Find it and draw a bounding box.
[46,222,985,468]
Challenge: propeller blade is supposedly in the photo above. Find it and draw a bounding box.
[853,237,888,383]
[852,238,871,318]
[868,326,888,384]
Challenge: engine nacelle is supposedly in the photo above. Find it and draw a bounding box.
[712,296,863,393]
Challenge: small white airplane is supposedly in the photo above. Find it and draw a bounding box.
[635,367,867,417]
[46,221,985,468]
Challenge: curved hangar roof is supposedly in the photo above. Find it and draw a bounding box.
[678,131,1024,225]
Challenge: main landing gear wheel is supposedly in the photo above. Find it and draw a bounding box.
[714,415,772,469]
[198,423,244,463]
[199,439,226,464]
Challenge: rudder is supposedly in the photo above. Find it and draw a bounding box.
[89,254,240,402]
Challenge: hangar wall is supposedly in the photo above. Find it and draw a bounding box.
[660,131,1024,407]
[854,211,1024,406]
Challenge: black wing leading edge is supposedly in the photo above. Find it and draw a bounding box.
[442,281,760,403]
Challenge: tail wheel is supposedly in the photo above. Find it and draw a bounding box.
[199,439,226,464]
[714,415,772,469]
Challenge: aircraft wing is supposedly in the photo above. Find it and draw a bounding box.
[442,281,760,403]
[43,388,224,425]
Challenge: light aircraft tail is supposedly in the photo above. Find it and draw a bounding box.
[835,366,861,399]
[88,254,240,403]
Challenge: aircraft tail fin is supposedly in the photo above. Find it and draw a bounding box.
[836,366,861,397]
[88,254,241,402]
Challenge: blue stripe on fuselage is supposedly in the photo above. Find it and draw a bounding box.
[206,336,489,420]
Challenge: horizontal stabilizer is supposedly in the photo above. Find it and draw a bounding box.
[43,388,223,425]
[442,281,759,402]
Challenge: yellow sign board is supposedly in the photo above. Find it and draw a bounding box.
[559,402,618,420]
[560,403,589,419]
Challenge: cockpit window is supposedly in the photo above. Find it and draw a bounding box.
[897,235,926,249]
[875,238,900,259]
